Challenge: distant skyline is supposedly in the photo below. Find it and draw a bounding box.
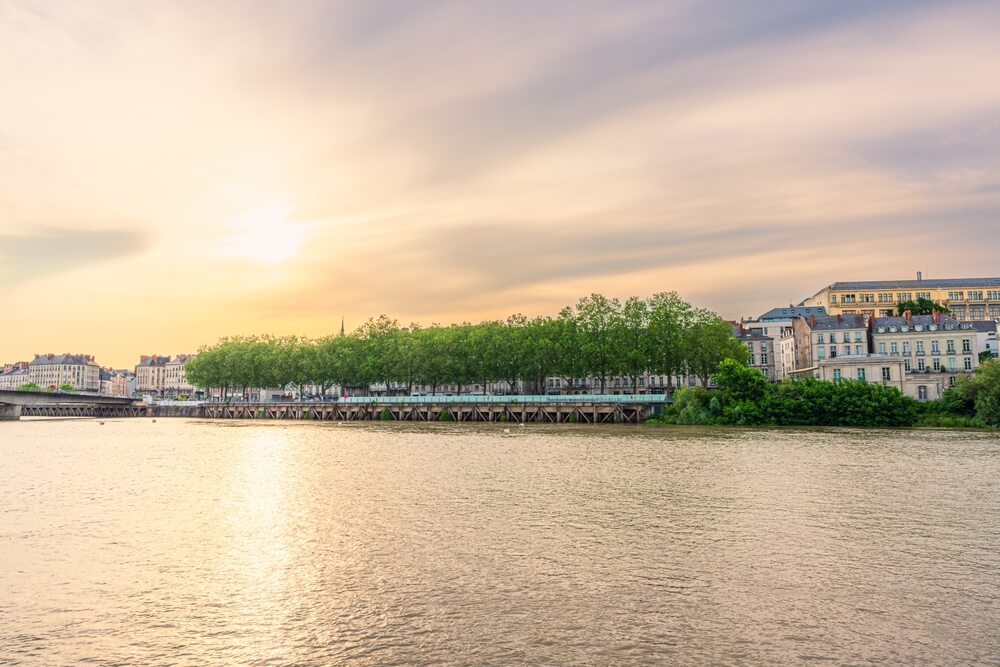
[3,1,1000,367]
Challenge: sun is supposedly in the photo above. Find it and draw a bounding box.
[225,203,302,264]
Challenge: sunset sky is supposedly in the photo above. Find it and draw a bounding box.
[3,0,1000,368]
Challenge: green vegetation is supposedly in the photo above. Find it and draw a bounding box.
[918,359,1000,428]
[896,297,949,316]
[379,408,393,421]
[652,359,920,427]
[57,383,75,392]
[652,358,1000,429]
[16,383,39,392]
[185,292,744,397]
[437,409,454,422]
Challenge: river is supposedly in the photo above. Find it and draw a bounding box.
[1,419,999,665]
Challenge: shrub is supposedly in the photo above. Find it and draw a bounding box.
[437,410,454,422]
[379,408,392,421]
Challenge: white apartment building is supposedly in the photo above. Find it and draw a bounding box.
[27,354,100,391]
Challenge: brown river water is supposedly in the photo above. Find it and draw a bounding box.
[1,419,999,665]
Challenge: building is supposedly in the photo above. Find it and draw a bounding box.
[0,362,30,390]
[108,369,136,397]
[135,355,171,394]
[27,354,100,391]
[791,313,869,372]
[807,354,908,392]
[801,273,1000,320]
[164,355,196,397]
[871,312,983,399]
[741,306,827,380]
[734,327,777,381]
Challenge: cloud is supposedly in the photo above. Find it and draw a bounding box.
[0,227,148,284]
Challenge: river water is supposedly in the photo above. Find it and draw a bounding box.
[1,419,999,665]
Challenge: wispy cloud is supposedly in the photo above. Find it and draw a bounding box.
[0,227,147,284]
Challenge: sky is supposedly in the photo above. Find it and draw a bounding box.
[2,0,1000,368]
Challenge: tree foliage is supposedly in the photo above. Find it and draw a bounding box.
[896,298,949,316]
[184,292,746,397]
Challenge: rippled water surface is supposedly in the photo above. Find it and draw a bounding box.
[2,419,1000,665]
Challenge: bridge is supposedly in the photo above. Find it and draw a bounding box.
[201,394,669,424]
[0,390,142,420]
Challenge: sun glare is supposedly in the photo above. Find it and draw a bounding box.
[225,203,302,264]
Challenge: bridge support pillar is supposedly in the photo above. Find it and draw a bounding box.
[0,404,21,421]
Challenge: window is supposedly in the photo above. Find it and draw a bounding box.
[948,358,957,371]
[761,353,769,365]
[881,367,891,382]
[897,293,912,301]
[916,292,931,300]
[818,345,826,360]
[638,377,645,387]
[829,334,837,344]
[879,293,893,302]
[988,290,1000,300]
[857,368,866,381]
[748,355,755,366]
[830,294,837,304]
[964,357,973,371]
[903,342,911,355]
[830,347,837,359]
[916,341,925,354]
[949,377,956,387]
[833,369,842,383]
[971,306,985,319]
[842,294,857,304]
[860,293,875,303]
[962,339,972,353]
[947,339,956,354]
[614,378,620,387]
[843,332,850,343]
[931,340,940,354]
[948,291,965,301]
[747,342,754,353]
[918,386,928,400]
[917,359,926,371]
[878,343,886,354]
[933,358,940,371]
[891,342,899,355]
[969,291,983,301]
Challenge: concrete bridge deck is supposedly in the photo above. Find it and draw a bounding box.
[0,389,138,420]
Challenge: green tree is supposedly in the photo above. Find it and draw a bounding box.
[17,382,39,392]
[896,297,949,316]
[617,296,650,393]
[713,358,767,404]
[572,293,622,393]
[684,310,749,387]
[645,292,692,393]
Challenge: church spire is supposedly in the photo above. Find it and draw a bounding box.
[340,316,345,337]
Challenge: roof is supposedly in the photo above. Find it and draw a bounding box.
[734,329,773,342]
[0,367,28,377]
[137,356,171,367]
[872,314,981,333]
[801,314,867,331]
[756,306,827,321]
[30,354,97,366]
[826,277,1000,290]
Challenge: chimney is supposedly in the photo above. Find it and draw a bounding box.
[140,355,149,363]
[917,271,923,282]
[809,314,816,328]
[934,310,942,325]
[837,314,843,322]
[903,309,912,325]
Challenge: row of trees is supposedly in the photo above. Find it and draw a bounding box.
[185,293,749,397]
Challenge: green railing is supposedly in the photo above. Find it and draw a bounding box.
[335,394,668,405]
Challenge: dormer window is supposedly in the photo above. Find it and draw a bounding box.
[877,327,886,333]
[901,326,909,332]
[915,325,924,332]
[889,326,898,332]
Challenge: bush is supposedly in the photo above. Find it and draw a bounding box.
[437,410,454,422]
[379,408,392,421]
